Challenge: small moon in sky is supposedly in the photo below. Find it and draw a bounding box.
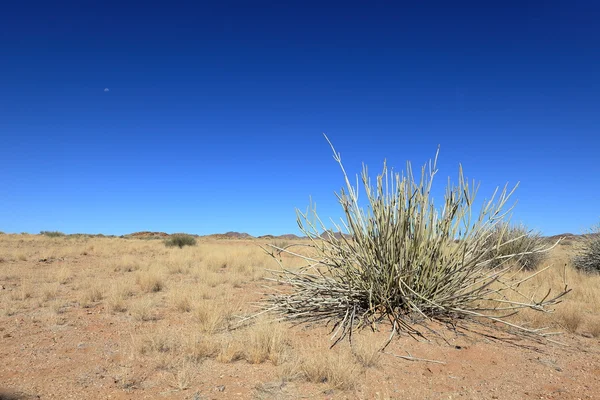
[104,88,110,92]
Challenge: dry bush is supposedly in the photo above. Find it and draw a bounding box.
[572,224,600,273]
[483,223,548,270]
[164,234,197,249]
[40,231,66,238]
[264,140,566,344]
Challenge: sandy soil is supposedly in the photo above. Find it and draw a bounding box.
[0,236,599,400]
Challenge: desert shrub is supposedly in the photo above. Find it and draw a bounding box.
[482,223,548,270]
[572,224,600,273]
[165,234,197,248]
[263,138,566,344]
[41,230,66,237]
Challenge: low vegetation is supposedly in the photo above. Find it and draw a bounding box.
[164,234,197,248]
[40,230,66,237]
[0,230,598,397]
[572,223,600,273]
[483,223,549,270]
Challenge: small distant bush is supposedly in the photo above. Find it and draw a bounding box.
[165,234,197,248]
[41,231,66,238]
[482,223,549,270]
[572,224,600,273]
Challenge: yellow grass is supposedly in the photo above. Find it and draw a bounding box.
[0,233,598,396]
[297,344,361,390]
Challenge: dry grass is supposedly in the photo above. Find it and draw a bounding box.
[79,285,104,308]
[297,345,361,390]
[1,233,599,397]
[244,320,289,365]
[136,270,165,293]
[130,298,160,321]
[56,268,73,285]
[351,337,382,368]
[193,299,234,334]
[106,282,135,313]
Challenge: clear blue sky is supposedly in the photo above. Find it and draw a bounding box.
[1,1,598,236]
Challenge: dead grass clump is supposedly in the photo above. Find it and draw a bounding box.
[79,286,103,308]
[136,271,165,293]
[56,268,73,285]
[183,334,220,362]
[298,347,361,390]
[106,282,135,313]
[42,283,59,302]
[216,337,246,363]
[244,321,289,365]
[137,330,180,355]
[192,296,241,334]
[107,295,128,313]
[171,293,192,313]
[555,303,584,333]
[193,302,229,334]
[11,284,33,301]
[130,299,160,321]
[587,319,600,338]
[113,255,140,272]
[168,360,195,390]
[351,339,382,368]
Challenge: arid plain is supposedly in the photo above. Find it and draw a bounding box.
[1,233,599,399]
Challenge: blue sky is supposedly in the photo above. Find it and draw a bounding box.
[1,1,598,236]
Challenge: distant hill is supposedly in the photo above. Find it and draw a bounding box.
[278,234,303,240]
[126,231,169,239]
[320,230,352,240]
[546,233,576,241]
[205,231,255,239]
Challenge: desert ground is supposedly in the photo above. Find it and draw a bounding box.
[0,233,599,400]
